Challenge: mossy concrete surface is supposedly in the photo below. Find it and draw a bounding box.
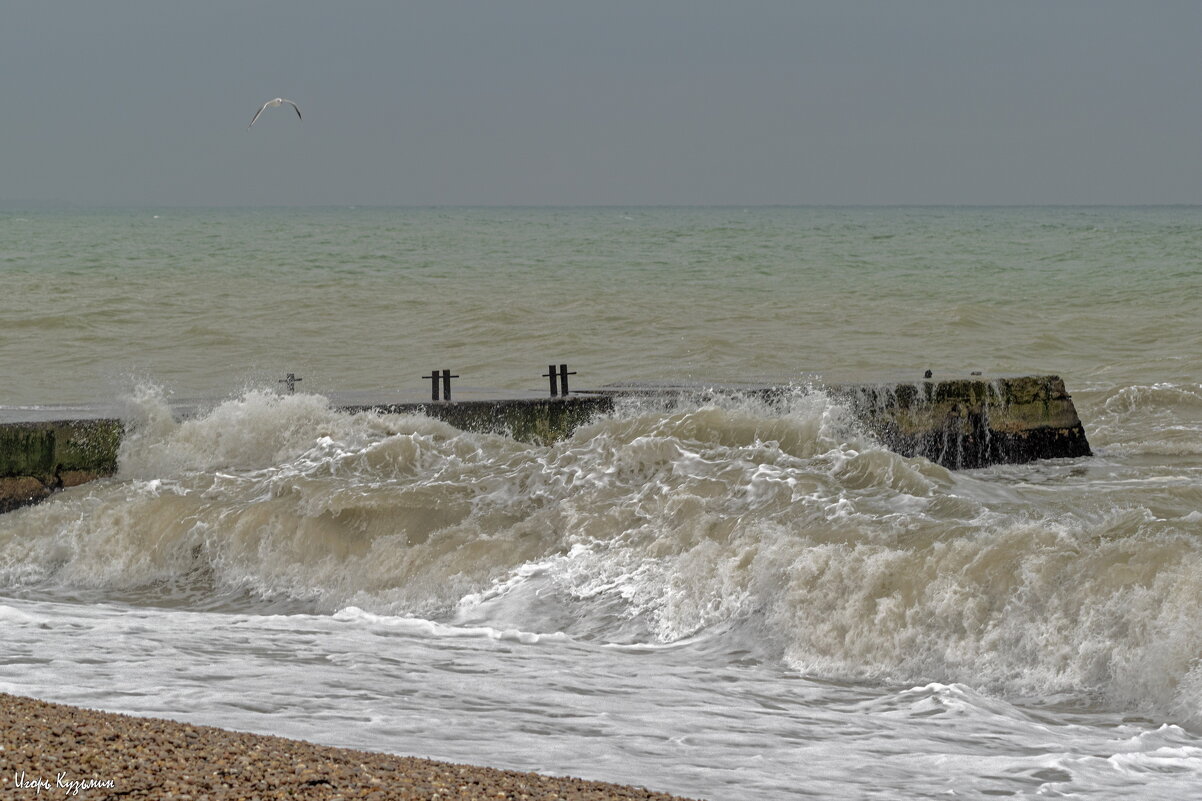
[0,419,123,512]
[835,375,1091,469]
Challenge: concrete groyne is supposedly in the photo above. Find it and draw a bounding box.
[0,419,123,512]
[0,375,1091,512]
[836,375,1092,470]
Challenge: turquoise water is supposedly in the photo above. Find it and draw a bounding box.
[1,206,1201,799]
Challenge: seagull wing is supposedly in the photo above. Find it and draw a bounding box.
[283,99,302,120]
[248,101,271,128]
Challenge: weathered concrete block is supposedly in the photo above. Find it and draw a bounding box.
[346,396,615,445]
[0,419,122,486]
[834,375,1090,469]
[0,476,52,514]
[0,419,123,511]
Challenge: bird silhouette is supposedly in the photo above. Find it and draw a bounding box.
[248,98,302,128]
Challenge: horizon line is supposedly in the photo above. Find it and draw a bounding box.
[4,201,1202,211]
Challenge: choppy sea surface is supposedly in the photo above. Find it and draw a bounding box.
[1,206,1201,799]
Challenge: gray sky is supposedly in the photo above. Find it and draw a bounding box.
[4,1,1201,206]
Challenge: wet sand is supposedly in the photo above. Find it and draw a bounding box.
[0,693,702,800]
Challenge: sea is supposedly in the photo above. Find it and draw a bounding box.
[1,205,1200,799]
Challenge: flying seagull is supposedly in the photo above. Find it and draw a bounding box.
[248,97,302,128]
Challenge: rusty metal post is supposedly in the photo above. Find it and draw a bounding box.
[558,364,577,396]
[441,369,459,402]
[543,365,559,397]
[279,373,302,394]
[422,370,440,401]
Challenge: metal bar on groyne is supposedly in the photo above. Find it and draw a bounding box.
[0,375,1090,513]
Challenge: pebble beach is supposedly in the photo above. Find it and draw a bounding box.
[0,694,700,800]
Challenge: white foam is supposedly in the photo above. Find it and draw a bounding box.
[0,604,37,623]
[333,605,569,644]
[4,383,1202,730]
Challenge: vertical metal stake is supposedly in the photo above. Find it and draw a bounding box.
[441,369,459,402]
[543,365,559,397]
[558,364,577,396]
[279,372,302,394]
[423,370,440,401]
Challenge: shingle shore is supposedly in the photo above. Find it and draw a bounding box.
[0,693,702,800]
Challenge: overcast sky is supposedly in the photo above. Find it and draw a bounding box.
[4,1,1201,206]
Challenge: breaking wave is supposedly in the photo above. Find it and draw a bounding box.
[2,385,1202,723]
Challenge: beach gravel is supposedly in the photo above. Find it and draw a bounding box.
[0,693,702,800]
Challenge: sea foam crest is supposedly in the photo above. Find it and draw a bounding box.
[5,383,1202,722]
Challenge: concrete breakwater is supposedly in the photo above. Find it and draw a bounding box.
[0,375,1090,512]
[0,419,123,513]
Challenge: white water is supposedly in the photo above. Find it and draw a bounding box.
[1,384,1201,799]
[5,594,1202,799]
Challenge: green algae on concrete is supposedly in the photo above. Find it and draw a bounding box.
[0,419,123,512]
[835,375,1091,469]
